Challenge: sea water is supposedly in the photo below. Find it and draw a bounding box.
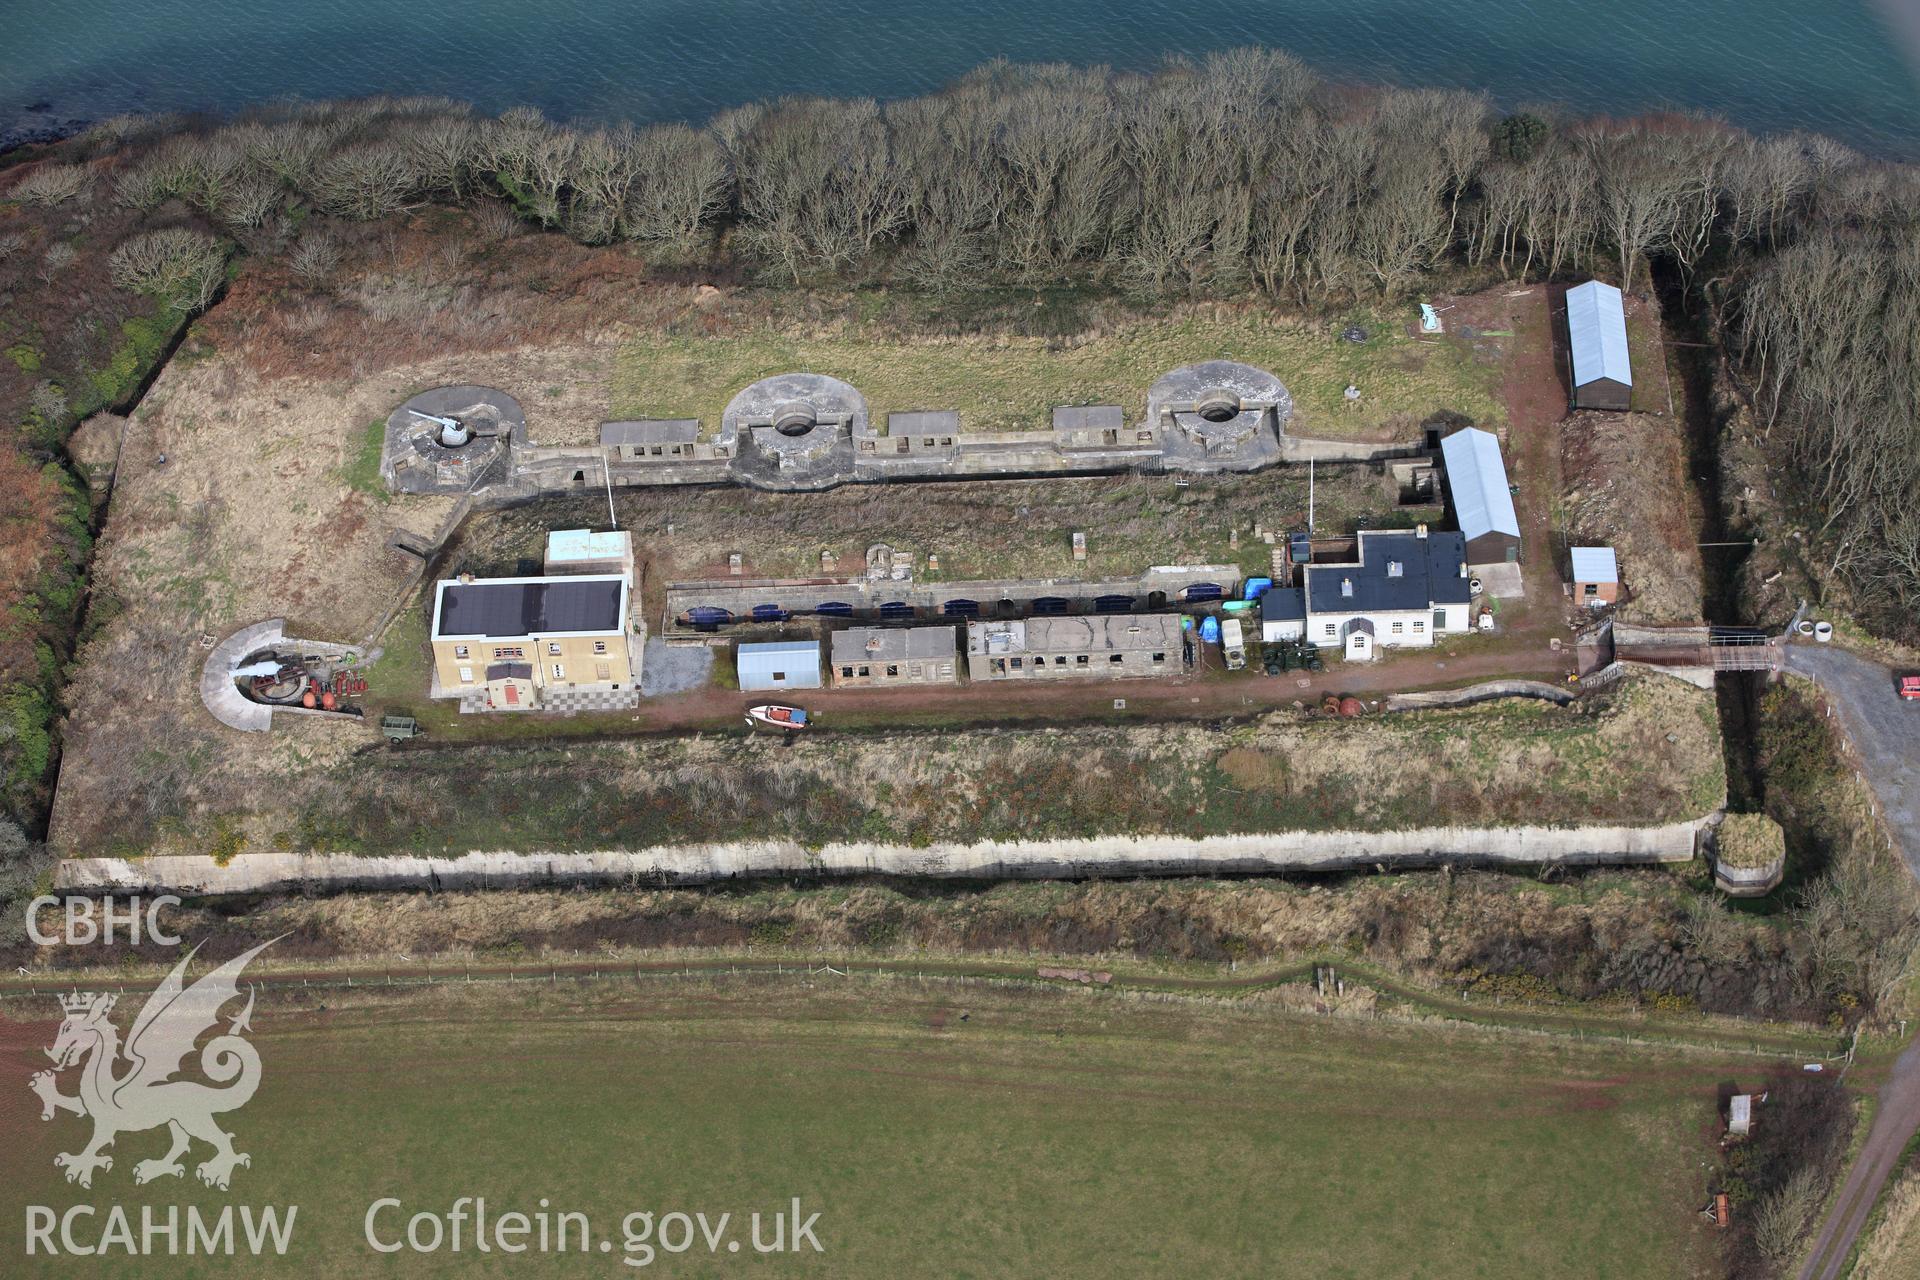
[2,0,1917,154]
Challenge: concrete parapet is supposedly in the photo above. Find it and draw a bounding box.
[1384,680,1575,711]
[57,817,1706,896]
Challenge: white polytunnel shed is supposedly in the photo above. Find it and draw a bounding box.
[1438,427,1521,566]
[1565,280,1633,411]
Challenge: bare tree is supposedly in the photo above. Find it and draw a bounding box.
[309,142,422,219]
[621,124,729,247]
[288,234,342,285]
[108,227,228,311]
[9,163,92,206]
[405,113,480,200]
[1576,123,1693,290]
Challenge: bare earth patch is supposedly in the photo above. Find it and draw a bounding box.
[1562,409,1706,624]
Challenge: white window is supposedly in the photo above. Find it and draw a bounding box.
[593,640,607,655]
[548,642,561,656]
[454,644,469,659]
[1323,623,1337,638]
[552,663,564,681]
[1391,621,1404,635]
[458,665,474,684]
[1413,620,1424,633]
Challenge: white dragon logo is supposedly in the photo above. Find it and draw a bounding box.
[28,939,274,1190]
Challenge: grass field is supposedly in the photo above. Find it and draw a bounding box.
[2,975,1730,1278]
[611,308,1505,442]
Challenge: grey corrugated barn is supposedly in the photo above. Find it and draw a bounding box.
[1565,281,1633,411]
[736,640,821,692]
[1438,427,1521,566]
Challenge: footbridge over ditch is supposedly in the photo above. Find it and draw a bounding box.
[1578,620,1782,687]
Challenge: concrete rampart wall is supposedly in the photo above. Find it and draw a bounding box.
[57,819,1704,897]
[1383,680,1574,711]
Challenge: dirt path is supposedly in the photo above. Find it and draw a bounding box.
[608,639,1576,736]
[1789,643,1920,1280]
[1800,1035,1920,1280]
[0,952,1836,1058]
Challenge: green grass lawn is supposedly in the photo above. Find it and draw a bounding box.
[3,975,1726,1278]
[1622,305,1673,416]
[334,418,389,498]
[612,309,1504,442]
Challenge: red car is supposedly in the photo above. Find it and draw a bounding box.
[1901,674,1920,702]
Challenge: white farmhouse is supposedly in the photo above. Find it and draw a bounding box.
[1304,529,1474,661]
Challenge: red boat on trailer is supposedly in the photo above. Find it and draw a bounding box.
[745,705,810,731]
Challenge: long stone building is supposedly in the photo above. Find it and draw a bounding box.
[966,616,1184,681]
[830,626,960,687]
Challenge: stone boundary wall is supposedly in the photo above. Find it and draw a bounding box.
[57,819,1706,897]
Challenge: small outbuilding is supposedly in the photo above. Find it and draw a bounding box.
[1570,546,1620,609]
[830,626,958,687]
[736,640,821,692]
[1259,587,1307,642]
[1565,280,1633,411]
[1729,1094,1755,1137]
[1438,428,1521,567]
[544,529,635,580]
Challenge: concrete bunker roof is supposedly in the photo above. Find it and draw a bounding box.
[887,410,960,435]
[968,615,1181,656]
[601,419,700,446]
[830,626,957,664]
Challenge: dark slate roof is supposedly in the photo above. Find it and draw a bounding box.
[1260,587,1306,622]
[485,662,532,681]
[437,577,624,638]
[1305,531,1470,615]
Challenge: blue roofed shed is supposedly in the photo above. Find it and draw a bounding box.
[1438,428,1521,566]
[736,640,822,691]
[1565,280,1633,411]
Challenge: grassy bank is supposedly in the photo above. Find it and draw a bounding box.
[453,463,1438,587]
[612,304,1504,442]
[257,673,1723,856]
